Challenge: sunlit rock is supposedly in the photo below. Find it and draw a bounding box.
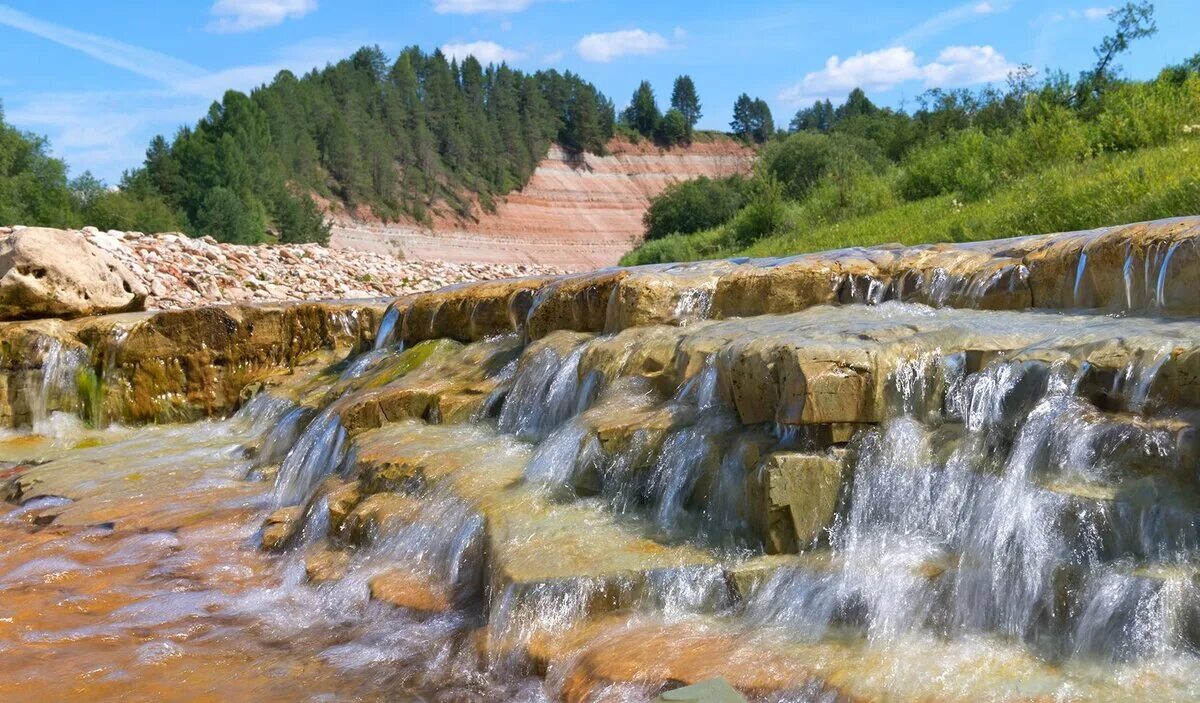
[369,568,453,613]
[261,505,304,551]
[0,227,146,321]
[748,449,846,554]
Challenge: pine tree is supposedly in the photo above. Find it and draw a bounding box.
[670,75,702,130]
[730,93,754,140]
[656,109,689,146]
[122,45,614,233]
[623,81,661,137]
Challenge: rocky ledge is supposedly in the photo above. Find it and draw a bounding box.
[0,225,562,313]
[389,216,1200,346]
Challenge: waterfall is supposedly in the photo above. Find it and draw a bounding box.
[373,305,401,351]
[272,406,350,506]
[24,336,87,432]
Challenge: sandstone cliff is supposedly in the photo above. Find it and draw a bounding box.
[329,137,755,270]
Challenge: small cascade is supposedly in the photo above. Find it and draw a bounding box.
[2,220,1199,700]
[23,336,87,432]
[373,305,402,351]
[272,406,349,506]
[739,335,1200,667]
[498,343,590,442]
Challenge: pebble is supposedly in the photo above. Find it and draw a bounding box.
[0,226,562,311]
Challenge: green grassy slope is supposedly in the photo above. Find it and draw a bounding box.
[622,141,1200,264]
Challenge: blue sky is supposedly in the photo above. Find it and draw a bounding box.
[1,0,1197,183]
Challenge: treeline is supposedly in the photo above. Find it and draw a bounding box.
[0,104,183,234]
[123,46,615,244]
[0,46,616,244]
[628,2,1200,263]
[617,76,702,146]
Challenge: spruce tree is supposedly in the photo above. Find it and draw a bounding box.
[623,81,661,137]
[670,75,702,130]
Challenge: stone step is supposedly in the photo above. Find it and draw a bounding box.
[393,217,1200,345]
[336,335,521,434]
[538,612,1200,702]
[0,301,385,426]
[348,421,726,652]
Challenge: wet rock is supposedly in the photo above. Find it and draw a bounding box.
[342,492,423,546]
[304,546,351,583]
[608,264,731,330]
[368,568,453,614]
[711,258,841,319]
[0,227,146,320]
[748,450,846,554]
[724,553,834,601]
[652,677,747,703]
[324,480,362,533]
[337,337,517,433]
[402,276,556,344]
[261,505,304,551]
[525,269,629,339]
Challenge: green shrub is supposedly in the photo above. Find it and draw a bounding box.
[642,175,750,240]
[761,131,887,201]
[656,108,690,147]
[741,142,1200,258]
[802,170,899,224]
[1095,75,1200,151]
[83,190,184,233]
[729,175,786,246]
[897,128,991,201]
[193,187,263,244]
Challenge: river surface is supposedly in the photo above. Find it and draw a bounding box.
[2,301,1199,702]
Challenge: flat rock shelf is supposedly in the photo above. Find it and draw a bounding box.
[0,216,1198,701]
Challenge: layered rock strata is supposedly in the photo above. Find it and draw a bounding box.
[0,300,384,426]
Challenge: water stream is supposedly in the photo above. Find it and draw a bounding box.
[0,289,1198,701]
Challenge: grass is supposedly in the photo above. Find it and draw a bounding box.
[621,140,1200,264]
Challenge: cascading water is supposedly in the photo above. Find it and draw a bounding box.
[271,406,349,506]
[2,223,1199,700]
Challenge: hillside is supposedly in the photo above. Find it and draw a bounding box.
[623,51,1200,267]
[329,136,754,269]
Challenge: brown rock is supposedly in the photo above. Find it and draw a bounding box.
[261,505,304,551]
[368,568,453,613]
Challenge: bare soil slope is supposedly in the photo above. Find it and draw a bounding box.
[330,137,754,270]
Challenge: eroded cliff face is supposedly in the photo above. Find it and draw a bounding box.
[330,137,755,270]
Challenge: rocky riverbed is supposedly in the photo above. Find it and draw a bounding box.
[0,217,1197,701]
[0,225,561,311]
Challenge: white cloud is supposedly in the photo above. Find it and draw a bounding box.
[779,47,922,105]
[209,0,317,33]
[922,45,1016,87]
[576,29,671,62]
[542,49,565,64]
[779,44,1018,106]
[439,40,523,64]
[1044,6,1114,24]
[432,0,534,14]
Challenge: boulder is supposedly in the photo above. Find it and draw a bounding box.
[0,228,146,321]
[748,450,846,554]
